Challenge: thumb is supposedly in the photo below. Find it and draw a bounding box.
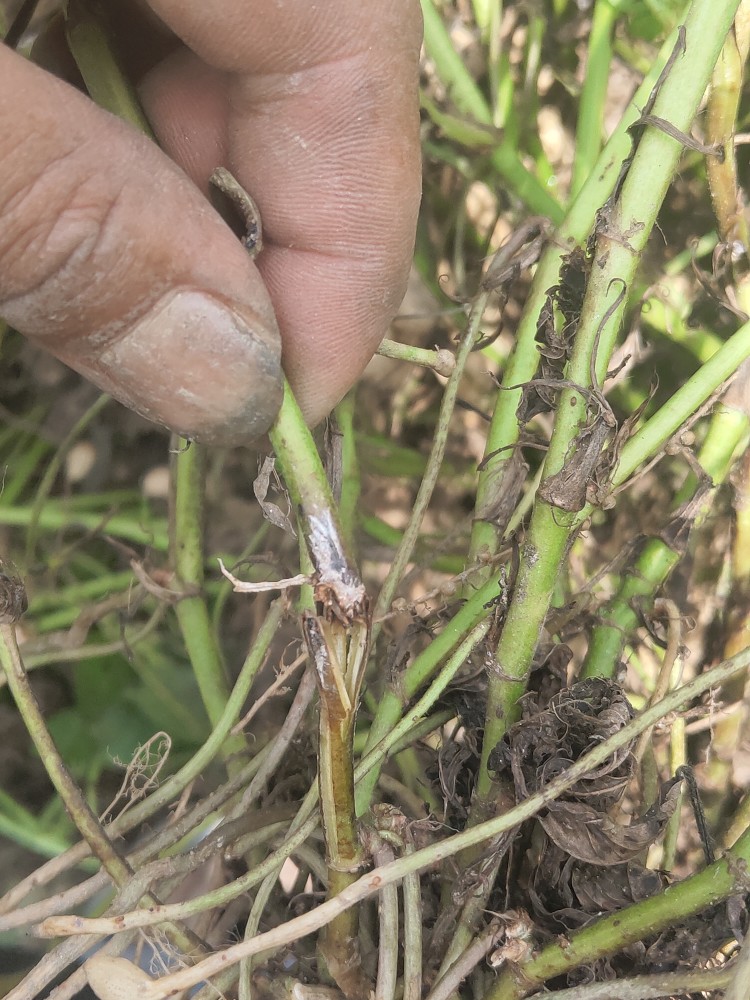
[0,47,282,445]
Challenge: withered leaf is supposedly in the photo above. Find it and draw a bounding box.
[571,860,666,912]
[538,404,614,513]
[540,778,681,865]
[253,456,296,535]
[490,678,636,810]
[474,446,528,530]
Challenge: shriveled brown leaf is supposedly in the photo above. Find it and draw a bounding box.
[571,861,666,912]
[490,678,636,809]
[253,456,296,535]
[540,778,681,865]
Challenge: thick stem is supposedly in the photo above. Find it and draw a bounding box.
[476,0,743,804]
[485,825,750,999]
[469,25,693,567]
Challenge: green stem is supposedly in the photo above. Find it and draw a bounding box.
[334,392,360,555]
[65,0,154,135]
[420,0,563,220]
[570,0,621,197]
[485,824,750,999]
[171,441,246,763]
[469,20,701,567]
[614,318,750,488]
[475,0,743,803]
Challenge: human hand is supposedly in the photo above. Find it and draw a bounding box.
[0,0,422,444]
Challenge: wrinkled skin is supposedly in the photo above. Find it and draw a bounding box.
[0,1,422,443]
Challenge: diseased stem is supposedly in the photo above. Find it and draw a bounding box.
[66,640,750,997]
[469,24,693,568]
[476,0,744,805]
[269,380,366,621]
[268,380,370,996]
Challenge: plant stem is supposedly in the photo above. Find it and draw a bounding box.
[525,967,732,1000]
[401,839,423,1000]
[570,0,622,197]
[475,0,743,805]
[334,393,360,555]
[171,440,247,765]
[268,380,370,995]
[486,824,750,999]
[469,20,703,567]
[420,0,563,220]
[62,639,750,997]
[377,339,456,376]
[65,0,154,135]
[269,380,365,617]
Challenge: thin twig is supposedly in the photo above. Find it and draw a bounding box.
[372,838,399,1000]
[372,288,492,629]
[231,651,307,734]
[43,642,750,996]
[401,839,423,1000]
[425,921,503,1000]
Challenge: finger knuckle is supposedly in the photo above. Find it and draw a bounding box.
[0,149,123,335]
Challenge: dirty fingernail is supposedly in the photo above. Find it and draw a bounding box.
[89,290,282,445]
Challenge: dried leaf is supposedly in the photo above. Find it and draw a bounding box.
[474,446,529,530]
[540,779,681,865]
[253,456,296,535]
[571,861,666,912]
[490,678,636,809]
